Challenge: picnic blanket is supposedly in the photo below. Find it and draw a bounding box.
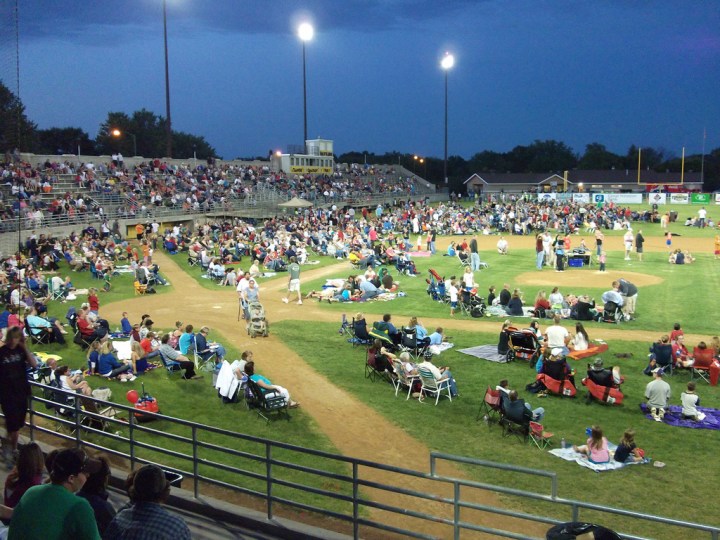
[568,342,609,360]
[639,403,720,430]
[428,342,454,356]
[407,251,431,257]
[458,345,507,363]
[549,444,647,472]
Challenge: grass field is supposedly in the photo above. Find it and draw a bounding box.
[24,206,720,537]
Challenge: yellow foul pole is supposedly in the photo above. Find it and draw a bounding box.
[681,146,685,184]
[636,147,642,184]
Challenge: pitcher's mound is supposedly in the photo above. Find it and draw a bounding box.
[515,269,663,289]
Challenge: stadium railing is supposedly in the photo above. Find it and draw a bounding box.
[21,381,720,540]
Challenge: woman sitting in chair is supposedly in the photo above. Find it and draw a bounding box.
[245,361,299,408]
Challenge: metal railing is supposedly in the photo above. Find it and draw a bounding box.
[23,381,720,540]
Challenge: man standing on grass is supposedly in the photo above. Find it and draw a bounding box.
[282,257,302,305]
[469,235,480,271]
[635,229,645,262]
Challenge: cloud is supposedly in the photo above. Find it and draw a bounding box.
[18,0,482,44]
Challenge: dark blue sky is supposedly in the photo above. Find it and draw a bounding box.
[11,0,720,159]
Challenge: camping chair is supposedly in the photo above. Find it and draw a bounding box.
[691,347,718,385]
[89,262,102,280]
[25,279,46,299]
[245,379,290,423]
[158,351,183,378]
[339,314,353,337]
[457,253,470,268]
[191,335,218,372]
[48,280,66,302]
[24,319,53,345]
[417,367,452,405]
[400,327,427,360]
[476,386,503,424]
[133,280,147,295]
[365,348,394,384]
[500,415,529,442]
[392,359,419,400]
[529,421,554,450]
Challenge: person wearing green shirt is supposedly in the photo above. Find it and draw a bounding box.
[9,448,102,540]
[282,256,302,305]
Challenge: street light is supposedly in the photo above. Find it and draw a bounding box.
[163,0,172,158]
[111,129,137,157]
[298,22,314,152]
[441,51,455,185]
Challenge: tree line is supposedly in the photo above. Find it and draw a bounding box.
[0,80,217,160]
[338,140,720,192]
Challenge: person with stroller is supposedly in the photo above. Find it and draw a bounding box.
[497,320,513,355]
[600,285,624,322]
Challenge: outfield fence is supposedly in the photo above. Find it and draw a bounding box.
[18,381,720,540]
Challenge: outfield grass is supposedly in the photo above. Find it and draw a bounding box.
[301,245,720,336]
[275,320,720,539]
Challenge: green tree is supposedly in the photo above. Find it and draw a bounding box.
[526,139,578,173]
[0,79,37,152]
[578,143,623,170]
[172,131,217,160]
[35,127,93,155]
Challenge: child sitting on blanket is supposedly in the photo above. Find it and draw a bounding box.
[681,381,706,422]
[573,425,610,464]
[613,429,645,463]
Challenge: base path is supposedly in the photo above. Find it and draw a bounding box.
[102,252,546,539]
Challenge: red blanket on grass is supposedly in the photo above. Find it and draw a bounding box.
[568,343,609,360]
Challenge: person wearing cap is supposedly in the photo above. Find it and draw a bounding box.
[586,358,622,388]
[645,367,671,422]
[8,448,102,540]
[103,465,190,540]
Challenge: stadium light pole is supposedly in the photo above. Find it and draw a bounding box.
[298,22,314,153]
[441,52,455,185]
[111,129,137,157]
[163,0,172,158]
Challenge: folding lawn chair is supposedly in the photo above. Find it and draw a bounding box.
[392,359,419,400]
[529,421,554,449]
[417,367,452,405]
[476,386,503,423]
[245,379,290,423]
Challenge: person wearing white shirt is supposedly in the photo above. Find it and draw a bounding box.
[545,315,570,355]
[448,282,459,316]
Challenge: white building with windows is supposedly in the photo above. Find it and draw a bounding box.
[272,138,334,175]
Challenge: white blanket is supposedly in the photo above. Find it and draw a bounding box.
[549,444,647,472]
[215,360,244,399]
[112,340,132,361]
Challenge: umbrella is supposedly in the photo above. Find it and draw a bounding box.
[278,197,313,208]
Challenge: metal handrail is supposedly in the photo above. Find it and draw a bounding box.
[23,381,720,540]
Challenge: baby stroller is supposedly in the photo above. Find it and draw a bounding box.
[246,301,269,338]
[460,288,486,317]
[506,329,541,365]
[599,301,623,324]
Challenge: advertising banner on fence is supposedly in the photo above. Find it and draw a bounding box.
[669,193,689,204]
[572,193,590,204]
[647,193,667,205]
[537,193,557,202]
[691,193,711,205]
[593,193,643,204]
[716,193,720,205]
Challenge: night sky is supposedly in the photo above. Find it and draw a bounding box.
[9,0,720,159]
